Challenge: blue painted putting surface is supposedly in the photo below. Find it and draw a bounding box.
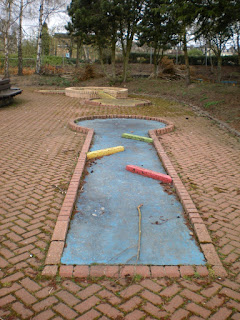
[61,119,205,265]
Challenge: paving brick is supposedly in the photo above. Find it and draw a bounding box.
[140,289,163,305]
[1,272,24,284]
[104,266,119,278]
[15,288,37,305]
[32,310,55,320]
[76,309,100,320]
[77,284,101,300]
[186,302,211,318]
[119,296,142,312]
[45,241,64,265]
[219,287,240,301]
[20,277,41,292]
[120,284,142,298]
[35,286,59,299]
[53,302,78,320]
[171,309,190,320]
[180,266,195,277]
[194,223,212,243]
[97,289,121,305]
[196,266,209,277]
[180,280,202,292]
[164,295,184,313]
[32,297,58,312]
[226,300,240,312]
[12,301,34,319]
[62,280,82,294]
[74,265,89,278]
[0,283,21,298]
[56,290,80,307]
[142,301,168,318]
[205,296,225,309]
[59,265,73,278]
[140,279,162,292]
[200,244,222,266]
[42,265,58,276]
[181,288,205,303]
[160,284,180,297]
[0,256,8,268]
[74,296,100,313]
[124,310,146,320]
[208,307,232,320]
[0,294,16,307]
[200,283,221,297]
[151,266,165,277]
[96,303,124,318]
[165,266,180,277]
[90,265,106,277]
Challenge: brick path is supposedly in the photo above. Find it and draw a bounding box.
[0,88,240,319]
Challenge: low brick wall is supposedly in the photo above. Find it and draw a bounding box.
[65,87,128,99]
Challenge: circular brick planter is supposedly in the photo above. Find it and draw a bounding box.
[65,86,128,99]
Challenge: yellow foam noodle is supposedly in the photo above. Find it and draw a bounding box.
[87,146,124,159]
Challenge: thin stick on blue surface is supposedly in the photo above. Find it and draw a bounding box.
[136,204,143,264]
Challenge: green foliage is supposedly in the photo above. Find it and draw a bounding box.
[137,0,178,74]
[42,23,51,56]
[188,48,203,56]
[42,56,63,66]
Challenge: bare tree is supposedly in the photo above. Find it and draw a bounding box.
[35,0,44,74]
[17,0,24,75]
[35,0,67,74]
[1,0,13,78]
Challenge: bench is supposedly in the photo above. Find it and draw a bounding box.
[0,79,22,107]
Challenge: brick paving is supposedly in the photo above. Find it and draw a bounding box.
[0,87,240,319]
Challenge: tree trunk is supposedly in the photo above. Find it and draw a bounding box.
[76,38,81,68]
[18,0,23,76]
[98,44,110,79]
[4,0,12,79]
[36,0,44,74]
[210,54,214,73]
[111,37,116,80]
[122,34,134,83]
[216,54,222,83]
[122,49,130,82]
[4,34,9,79]
[183,30,190,86]
[237,34,240,66]
[153,46,158,79]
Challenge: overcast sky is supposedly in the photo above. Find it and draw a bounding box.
[22,0,70,39]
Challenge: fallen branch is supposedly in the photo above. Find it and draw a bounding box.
[136,204,143,264]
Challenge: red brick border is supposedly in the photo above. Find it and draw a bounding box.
[85,99,152,107]
[43,115,227,279]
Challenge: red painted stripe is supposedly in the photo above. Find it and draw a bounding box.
[126,165,172,183]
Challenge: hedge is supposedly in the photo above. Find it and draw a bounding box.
[128,52,239,66]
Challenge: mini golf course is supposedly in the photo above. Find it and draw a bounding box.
[61,118,205,266]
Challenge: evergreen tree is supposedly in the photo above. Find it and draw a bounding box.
[194,0,235,82]
[138,0,178,78]
[42,22,50,55]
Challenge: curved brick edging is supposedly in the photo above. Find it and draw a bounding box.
[85,99,152,108]
[68,115,174,135]
[43,115,227,279]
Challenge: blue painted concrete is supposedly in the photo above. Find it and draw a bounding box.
[61,119,205,265]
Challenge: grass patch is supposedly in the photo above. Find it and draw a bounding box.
[38,75,78,87]
[203,100,225,109]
